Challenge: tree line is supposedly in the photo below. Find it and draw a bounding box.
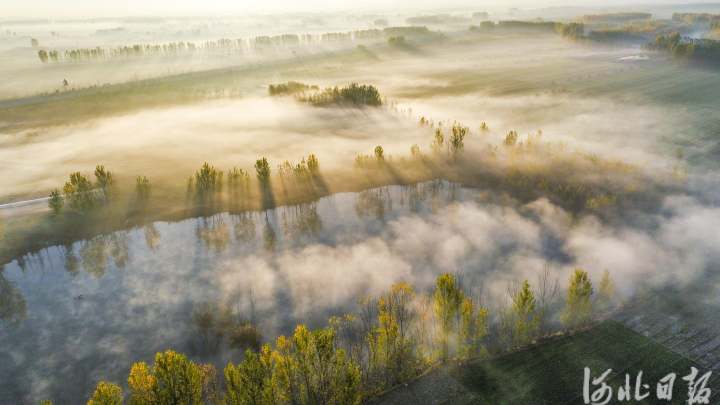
[78,269,614,405]
[36,26,440,64]
[645,32,720,63]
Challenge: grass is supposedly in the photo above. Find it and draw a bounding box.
[378,321,718,404]
[0,45,382,133]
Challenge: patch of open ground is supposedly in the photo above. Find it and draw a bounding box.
[376,321,717,404]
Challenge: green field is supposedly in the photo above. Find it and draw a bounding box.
[378,321,718,404]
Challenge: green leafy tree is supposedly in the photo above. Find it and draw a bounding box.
[504,130,519,147]
[128,350,204,405]
[509,280,540,346]
[255,158,271,185]
[87,381,123,405]
[63,172,96,212]
[128,362,156,404]
[193,163,223,203]
[597,270,615,311]
[135,176,151,204]
[369,282,416,387]
[306,154,320,176]
[94,165,114,199]
[224,347,275,405]
[48,189,64,214]
[374,146,384,162]
[431,128,444,154]
[433,273,464,361]
[561,269,594,329]
[450,123,469,155]
[459,297,488,358]
[272,325,361,405]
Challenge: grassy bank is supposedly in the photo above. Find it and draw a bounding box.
[377,320,716,404]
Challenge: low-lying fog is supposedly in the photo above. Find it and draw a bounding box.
[3,14,720,404]
[0,83,694,201]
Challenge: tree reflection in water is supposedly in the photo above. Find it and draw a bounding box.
[196,215,231,253]
[0,272,26,325]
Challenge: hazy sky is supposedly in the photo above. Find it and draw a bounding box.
[6,0,720,18]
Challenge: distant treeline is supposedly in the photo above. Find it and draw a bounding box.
[36,26,439,64]
[471,20,588,41]
[672,12,720,25]
[470,20,559,33]
[78,269,615,405]
[645,32,720,63]
[405,14,469,25]
[580,12,652,24]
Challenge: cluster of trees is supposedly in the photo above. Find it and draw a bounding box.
[419,115,630,213]
[470,18,657,44]
[471,20,558,33]
[672,12,720,25]
[581,12,652,24]
[646,32,697,58]
[354,145,386,168]
[183,155,321,210]
[555,22,585,40]
[298,83,382,107]
[646,32,720,62]
[48,165,117,214]
[382,26,433,37]
[81,269,615,404]
[37,49,60,63]
[268,82,319,96]
[387,36,406,46]
[585,29,650,44]
[405,14,469,26]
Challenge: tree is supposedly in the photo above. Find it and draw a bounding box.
[128,350,204,405]
[369,282,416,386]
[508,280,540,347]
[561,268,594,329]
[500,280,542,347]
[306,154,320,176]
[87,381,123,405]
[410,144,420,157]
[433,273,464,361]
[128,362,156,404]
[48,189,64,215]
[504,130,519,147]
[431,128,444,154]
[596,270,615,311]
[135,176,151,204]
[224,347,275,405]
[193,163,223,203]
[374,145,384,162]
[94,165,114,200]
[272,325,361,405]
[63,172,96,212]
[450,123,469,155]
[255,158,271,185]
[459,297,488,358]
